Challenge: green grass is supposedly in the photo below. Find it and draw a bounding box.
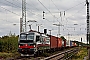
[72,47,88,60]
[0,52,12,58]
[0,52,20,59]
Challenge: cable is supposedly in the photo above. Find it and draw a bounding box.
[3,0,41,25]
[62,4,86,36]
[25,0,56,28]
[38,0,60,22]
[0,19,14,23]
[38,0,86,30]
[63,2,85,23]
[0,0,21,16]
[0,0,86,36]
[65,1,85,11]
[0,6,20,16]
[51,0,59,11]
[1,0,45,29]
[4,0,21,8]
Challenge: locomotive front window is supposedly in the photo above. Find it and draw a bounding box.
[20,34,26,40]
[27,34,34,40]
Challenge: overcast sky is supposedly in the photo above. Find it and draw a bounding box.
[0,0,89,43]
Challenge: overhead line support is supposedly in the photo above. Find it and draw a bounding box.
[86,0,90,59]
[22,0,26,32]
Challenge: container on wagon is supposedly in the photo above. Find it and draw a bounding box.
[50,35,58,49]
[66,40,72,47]
[63,40,66,47]
[57,37,63,48]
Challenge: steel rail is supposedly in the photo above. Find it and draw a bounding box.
[44,48,79,60]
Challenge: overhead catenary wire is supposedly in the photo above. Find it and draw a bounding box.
[64,4,86,25]
[0,19,15,23]
[38,0,60,22]
[1,0,39,25]
[37,0,86,37]
[2,0,85,26]
[0,6,20,16]
[38,0,86,26]
[25,0,57,29]
[3,0,53,29]
[51,0,60,11]
[0,0,87,37]
[0,0,21,27]
[61,1,86,25]
[1,0,86,23]
[0,0,86,25]
[60,5,86,36]
[4,0,21,8]
[65,1,86,11]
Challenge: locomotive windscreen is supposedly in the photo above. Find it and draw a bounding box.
[20,33,34,43]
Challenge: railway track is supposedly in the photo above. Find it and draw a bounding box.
[44,48,79,60]
[0,48,79,60]
[5,56,42,60]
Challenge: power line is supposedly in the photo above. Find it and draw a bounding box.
[0,19,14,23]
[1,0,50,29]
[51,0,59,11]
[3,0,60,26]
[25,0,56,28]
[65,1,85,11]
[38,0,60,22]
[0,0,87,36]
[38,0,85,36]
[4,0,21,8]
[0,6,20,16]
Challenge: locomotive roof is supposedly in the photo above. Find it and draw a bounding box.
[20,30,42,35]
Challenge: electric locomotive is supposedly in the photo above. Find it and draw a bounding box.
[18,30,50,56]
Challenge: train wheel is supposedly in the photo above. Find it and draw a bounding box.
[34,52,37,57]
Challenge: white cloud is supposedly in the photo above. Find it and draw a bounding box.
[0,0,88,43]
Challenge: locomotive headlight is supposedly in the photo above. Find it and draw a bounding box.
[34,45,36,47]
[19,45,20,48]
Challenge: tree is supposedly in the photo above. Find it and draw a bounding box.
[60,36,66,41]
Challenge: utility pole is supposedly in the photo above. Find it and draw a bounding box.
[86,0,90,59]
[53,23,64,37]
[86,0,89,45]
[20,18,23,33]
[22,0,26,32]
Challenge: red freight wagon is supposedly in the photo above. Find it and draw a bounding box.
[64,40,66,47]
[50,35,57,49]
[57,38,62,48]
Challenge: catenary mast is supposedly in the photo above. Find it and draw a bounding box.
[86,0,90,59]
[21,0,26,32]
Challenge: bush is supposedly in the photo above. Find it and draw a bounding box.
[0,35,18,53]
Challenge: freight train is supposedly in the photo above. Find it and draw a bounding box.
[18,30,77,56]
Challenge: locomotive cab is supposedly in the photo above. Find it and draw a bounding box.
[18,32,41,56]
